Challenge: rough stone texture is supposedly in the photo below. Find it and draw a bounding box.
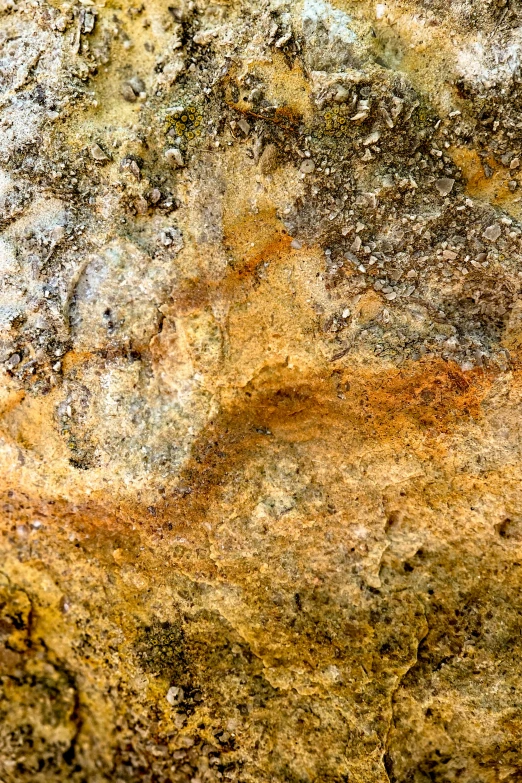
[1,0,522,781]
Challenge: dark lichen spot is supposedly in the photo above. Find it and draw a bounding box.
[134,619,188,680]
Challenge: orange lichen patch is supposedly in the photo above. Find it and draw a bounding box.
[450,147,522,217]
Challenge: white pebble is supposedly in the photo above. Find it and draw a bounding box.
[300,159,315,174]
[483,223,501,242]
[165,148,184,167]
[90,143,109,161]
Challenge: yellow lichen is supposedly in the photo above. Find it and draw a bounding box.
[165,106,204,141]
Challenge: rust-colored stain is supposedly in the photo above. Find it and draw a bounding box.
[223,52,311,129]
[62,350,95,374]
[154,359,493,537]
[170,208,292,315]
[0,359,495,537]
[226,101,301,132]
[0,389,25,416]
[223,208,292,275]
[233,359,490,440]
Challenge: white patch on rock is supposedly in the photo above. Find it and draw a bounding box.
[0,238,24,334]
[302,0,359,71]
[458,31,522,87]
[302,0,356,45]
[0,238,16,275]
[71,240,179,351]
[0,170,12,200]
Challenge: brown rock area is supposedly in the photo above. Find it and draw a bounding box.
[1,0,522,781]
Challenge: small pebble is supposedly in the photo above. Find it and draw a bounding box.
[121,83,137,103]
[351,111,369,122]
[135,196,148,215]
[5,353,21,369]
[120,157,141,179]
[434,177,455,196]
[149,188,162,204]
[166,686,184,706]
[165,148,184,167]
[483,223,501,242]
[300,159,315,174]
[259,143,278,175]
[90,143,109,161]
[334,85,350,103]
[128,76,145,95]
[510,157,520,170]
[51,224,66,243]
[238,118,250,135]
[363,130,380,146]
[82,8,96,31]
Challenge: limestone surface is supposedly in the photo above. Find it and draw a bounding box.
[0,0,522,781]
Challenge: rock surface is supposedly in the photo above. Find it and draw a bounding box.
[1,0,522,781]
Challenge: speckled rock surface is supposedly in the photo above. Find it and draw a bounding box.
[1,1,522,781]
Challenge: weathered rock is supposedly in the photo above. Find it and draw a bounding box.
[0,1,522,781]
